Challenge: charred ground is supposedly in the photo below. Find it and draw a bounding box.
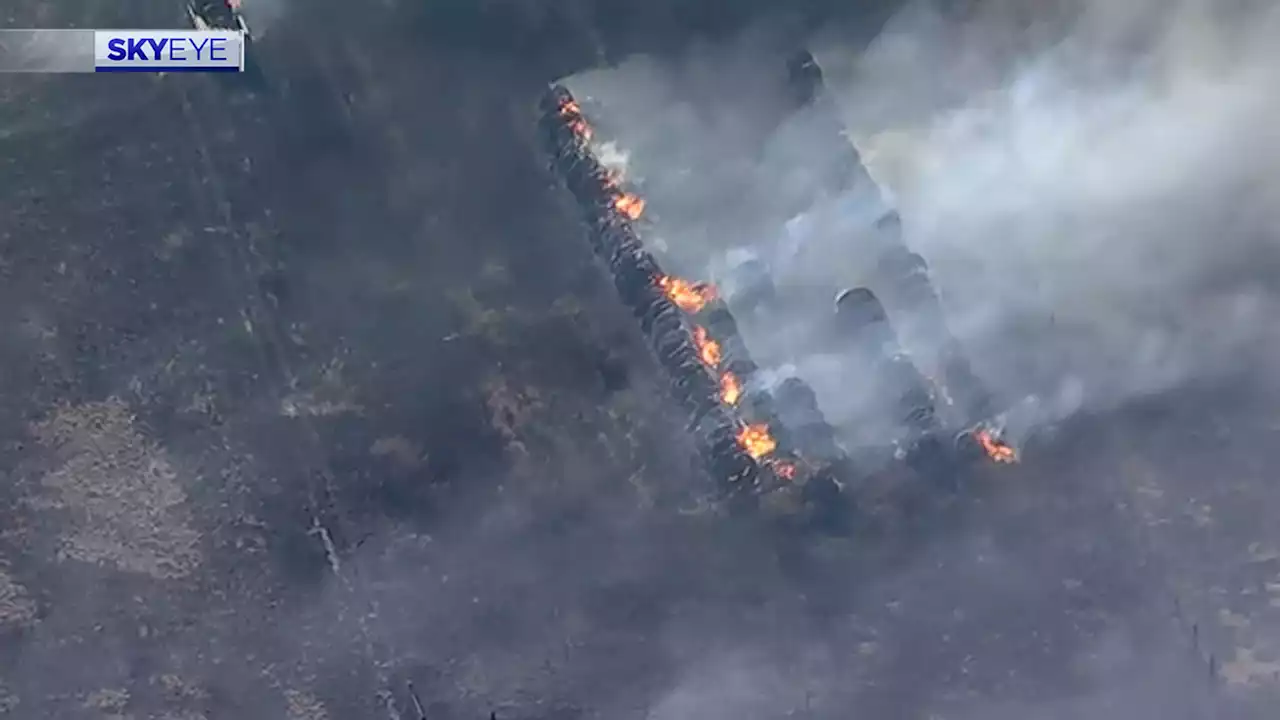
[0,1,1277,719]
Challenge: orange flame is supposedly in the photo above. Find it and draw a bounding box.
[613,192,646,220]
[557,98,592,143]
[719,371,742,406]
[657,275,717,314]
[736,423,778,461]
[692,326,722,367]
[771,460,797,481]
[975,428,1018,464]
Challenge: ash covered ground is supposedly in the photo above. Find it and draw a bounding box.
[0,0,1278,719]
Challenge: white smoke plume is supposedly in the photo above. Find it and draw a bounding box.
[815,0,1280,420]
[565,0,1280,446]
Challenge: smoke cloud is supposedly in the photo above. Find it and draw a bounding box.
[563,0,1280,448]
[817,0,1280,421]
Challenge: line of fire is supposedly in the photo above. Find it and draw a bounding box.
[538,51,1023,528]
[540,87,830,505]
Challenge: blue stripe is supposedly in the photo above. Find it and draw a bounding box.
[94,66,242,73]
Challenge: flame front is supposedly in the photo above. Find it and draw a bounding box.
[736,423,778,460]
[557,98,592,143]
[692,326,723,367]
[975,429,1018,464]
[719,371,742,405]
[658,275,716,314]
[613,192,645,220]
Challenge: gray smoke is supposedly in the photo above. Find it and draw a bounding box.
[815,0,1280,421]
[564,0,1280,446]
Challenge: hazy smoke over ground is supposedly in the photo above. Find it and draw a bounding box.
[20,0,1280,718]
[567,0,1280,447]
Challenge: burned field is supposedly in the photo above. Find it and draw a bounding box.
[0,1,1279,719]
